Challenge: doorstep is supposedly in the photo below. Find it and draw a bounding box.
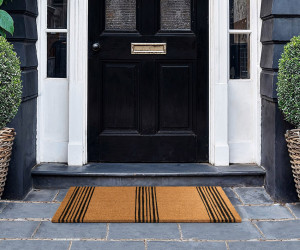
[31,163,265,189]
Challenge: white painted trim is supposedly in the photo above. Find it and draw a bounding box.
[36,0,42,164]
[45,29,68,33]
[67,0,88,165]
[256,0,262,165]
[229,30,252,34]
[209,0,230,166]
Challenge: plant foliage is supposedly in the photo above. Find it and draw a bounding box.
[0,36,22,129]
[0,0,14,37]
[277,35,300,127]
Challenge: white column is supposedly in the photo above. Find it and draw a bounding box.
[68,0,88,165]
[209,0,229,166]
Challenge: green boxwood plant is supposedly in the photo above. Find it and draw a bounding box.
[0,0,14,37]
[0,36,22,129]
[277,35,300,127]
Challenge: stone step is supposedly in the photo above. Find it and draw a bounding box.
[32,163,265,189]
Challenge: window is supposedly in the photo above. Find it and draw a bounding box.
[105,0,136,31]
[47,0,68,78]
[229,0,250,79]
[160,0,191,31]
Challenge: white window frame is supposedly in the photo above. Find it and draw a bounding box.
[37,0,261,166]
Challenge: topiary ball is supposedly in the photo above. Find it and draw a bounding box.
[0,36,22,130]
[277,35,300,128]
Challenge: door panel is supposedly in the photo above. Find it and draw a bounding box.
[158,63,193,131]
[102,63,139,132]
[88,0,208,162]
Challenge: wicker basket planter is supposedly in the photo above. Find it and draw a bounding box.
[285,129,300,199]
[0,128,16,199]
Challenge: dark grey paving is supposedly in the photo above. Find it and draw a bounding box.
[0,221,39,238]
[0,240,70,250]
[109,223,180,240]
[180,222,262,240]
[0,203,7,213]
[223,187,241,205]
[0,203,60,219]
[287,203,300,218]
[71,241,144,250]
[256,220,300,239]
[233,187,274,205]
[148,241,227,250]
[34,222,107,239]
[236,205,294,220]
[24,189,59,202]
[228,241,300,250]
[54,189,69,202]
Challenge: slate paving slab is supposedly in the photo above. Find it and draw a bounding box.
[24,189,59,202]
[180,222,263,240]
[228,241,300,250]
[147,241,227,250]
[0,203,6,213]
[71,241,145,250]
[34,221,107,239]
[0,203,60,219]
[0,221,39,238]
[223,187,242,205]
[236,205,294,220]
[233,187,274,205]
[108,223,180,240]
[0,240,70,250]
[54,189,69,202]
[287,203,300,218]
[256,220,300,239]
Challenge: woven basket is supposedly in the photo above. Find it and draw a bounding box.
[285,129,300,199]
[0,128,16,199]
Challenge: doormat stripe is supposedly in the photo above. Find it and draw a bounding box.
[135,187,159,223]
[52,187,241,223]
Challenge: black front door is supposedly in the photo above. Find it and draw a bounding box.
[88,0,208,162]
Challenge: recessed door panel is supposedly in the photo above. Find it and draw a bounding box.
[102,63,139,132]
[158,63,193,131]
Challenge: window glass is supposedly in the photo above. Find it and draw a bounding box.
[230,0,250,30]
[47,33,67,78]
[47,0,68,29]
[230,34,250,79]
[161,0,191,30]
[105,0,136,31]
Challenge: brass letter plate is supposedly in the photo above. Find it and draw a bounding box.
[131,43,167,54]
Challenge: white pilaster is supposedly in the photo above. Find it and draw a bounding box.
[68,0,88,165]
[209,0,230,166]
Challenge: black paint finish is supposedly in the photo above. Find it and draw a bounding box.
[88,0,209,162]
[2,0,38,200]
[260,0,300,202]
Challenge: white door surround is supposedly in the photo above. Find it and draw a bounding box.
[37,0,261,166]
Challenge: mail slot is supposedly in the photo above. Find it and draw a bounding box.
[131,43,167,54]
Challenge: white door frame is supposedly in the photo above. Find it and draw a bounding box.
[38,0,261,166]
[67,0,229,166]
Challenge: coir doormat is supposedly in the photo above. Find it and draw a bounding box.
[52,186,241,223]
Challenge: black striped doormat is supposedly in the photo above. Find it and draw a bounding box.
[52,186,241,223]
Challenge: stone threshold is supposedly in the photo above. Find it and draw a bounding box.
[32,163,265,189]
